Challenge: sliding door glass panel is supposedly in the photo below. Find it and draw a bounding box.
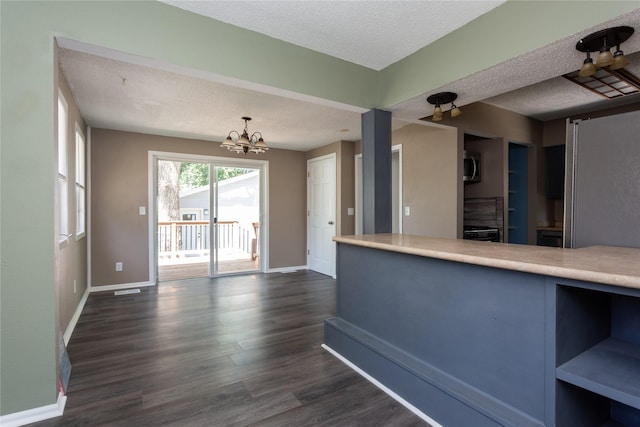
[157,160,210,281]
[212,166,260,275]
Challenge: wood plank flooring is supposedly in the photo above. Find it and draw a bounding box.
[30,270,428,426]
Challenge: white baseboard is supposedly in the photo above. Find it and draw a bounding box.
[321,344,442,427]
[267,265,307,273]
[63,287,89,346]
[0,392,66,427]
[89,280,155,293]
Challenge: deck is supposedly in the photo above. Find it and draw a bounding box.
[157,220,259,281]
[158,250,260,282]
[158,257,259,281]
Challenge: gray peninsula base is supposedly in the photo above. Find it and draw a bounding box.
[324,242,640,427]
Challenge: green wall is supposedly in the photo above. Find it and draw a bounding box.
[1,0,639,416]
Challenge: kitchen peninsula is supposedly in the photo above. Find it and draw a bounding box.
[324,234,640,427]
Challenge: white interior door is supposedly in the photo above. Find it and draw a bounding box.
[307,154,336,277]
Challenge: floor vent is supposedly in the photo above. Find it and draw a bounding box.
[114,289,141,296]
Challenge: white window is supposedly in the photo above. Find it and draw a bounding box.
[75,125,86,238]
[58,91,69,244]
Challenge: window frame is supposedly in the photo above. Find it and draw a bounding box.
[75,123,86,239]
[58,90,70,245]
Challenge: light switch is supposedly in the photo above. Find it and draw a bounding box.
[404,206,411,216]
[139,206,146,215]
[347,208,354,216]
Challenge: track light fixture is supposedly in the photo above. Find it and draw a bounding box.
[576,26,634,77]
[427,92,461,121]
[221,116,268,155]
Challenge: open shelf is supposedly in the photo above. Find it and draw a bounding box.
[557,338,640,410]
[556,284,640,427]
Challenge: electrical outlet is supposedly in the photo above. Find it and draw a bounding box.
[139,206,146,215]
[115,262,123,272]
[73,279,77,294]
[405,206,411,216]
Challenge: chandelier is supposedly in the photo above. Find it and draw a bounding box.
[221,116,269,154]
[577,26,634,77]
[427,92,461,122]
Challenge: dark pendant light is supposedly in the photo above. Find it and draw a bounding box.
[427,92,461,121]
[576,26,634,74]
[578,51,597,77]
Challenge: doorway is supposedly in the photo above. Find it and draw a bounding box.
[153,153,266,282]
[355,145,402,235]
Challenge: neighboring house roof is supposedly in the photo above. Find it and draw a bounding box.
[180,170,260,212]
[180,170,260,198]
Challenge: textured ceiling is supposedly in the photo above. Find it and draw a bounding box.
[391,9,640,122]
[58,3,640,152]
[160,0,506,70]
[58,47,377,151]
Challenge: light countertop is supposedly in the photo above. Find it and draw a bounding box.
[333,234,640,289]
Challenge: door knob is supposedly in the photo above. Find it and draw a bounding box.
[328,221,334,225]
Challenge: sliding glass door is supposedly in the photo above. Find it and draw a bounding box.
[211,166,261,275]
[155,157,262,282]
[157,160,211,282]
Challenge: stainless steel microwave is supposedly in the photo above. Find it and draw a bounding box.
[463,151,481,183]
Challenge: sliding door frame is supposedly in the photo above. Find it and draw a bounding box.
[148,151,269,283]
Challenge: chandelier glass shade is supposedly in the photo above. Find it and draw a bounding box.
[427,92,461,121]
[221,117,268,155]
[576,26,634,77]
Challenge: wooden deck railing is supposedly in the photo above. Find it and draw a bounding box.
[158,220,253,258]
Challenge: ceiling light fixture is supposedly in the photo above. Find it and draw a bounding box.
[576,26,634,77]
[563,67,640,99]
[221,116,268,155]
[427,92,461,121]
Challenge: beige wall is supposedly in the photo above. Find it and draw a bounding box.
[56,61,88,333]
[340,141,356,236]
[542,118,566,147]
[90,129,306,287]
[352,124,458,238]
[463,137,504,199]
[393,124,458,238]
[433,102,543,145]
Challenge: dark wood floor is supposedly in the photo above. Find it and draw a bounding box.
[31,270,428,426]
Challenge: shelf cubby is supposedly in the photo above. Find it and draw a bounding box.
[556,285,640,427]
[557,338,640,409]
